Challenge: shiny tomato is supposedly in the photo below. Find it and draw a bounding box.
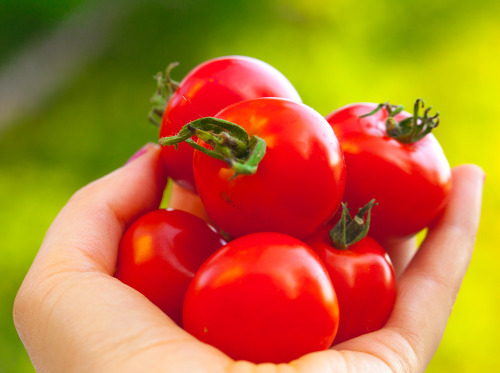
[114,209,226,326]
[158,56,301,191]
[306,201,396,343]
[326,100,451,243]
[192,97,346,239]
[183,232,339,364]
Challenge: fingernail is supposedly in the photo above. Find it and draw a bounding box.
[125,144,151,165]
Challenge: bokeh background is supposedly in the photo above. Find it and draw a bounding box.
[1,0,498,371]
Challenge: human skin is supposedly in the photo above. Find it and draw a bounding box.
[13,143,484,373]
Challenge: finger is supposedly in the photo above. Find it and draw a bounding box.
[14,144,233,372]
[389,164,484,362]
[36,143,167,274]
[337,164,485,372]
[168,182,210,222]
[383,235,417,278]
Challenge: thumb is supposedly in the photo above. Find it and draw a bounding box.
[14,142,234,373]
[36,142,167,274]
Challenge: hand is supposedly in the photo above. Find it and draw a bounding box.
[13,143,484,373]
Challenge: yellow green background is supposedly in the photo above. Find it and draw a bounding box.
[1,0,498,371]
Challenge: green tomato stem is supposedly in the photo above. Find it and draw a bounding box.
[148,62,180,127]
[360,98,440,144]
[159,116,267,177]
[329,199,377,250]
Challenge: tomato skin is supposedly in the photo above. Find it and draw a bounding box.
[306,224,396,343]
[159,56,301,191]
[114,209,226,326]
[193,98,346,239]
[183,232,339,364]
[326,103,451,243]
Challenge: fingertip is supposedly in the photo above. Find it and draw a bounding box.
[112,142,168,220]
[122,142,168,202]
[451,163,486,187]
[446,164,485,226]
[383,236,417,278]
[125,143,153,165]
[124,142,159,163]
[168,182,210,222]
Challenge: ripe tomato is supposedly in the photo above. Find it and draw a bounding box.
[183,232,339,364]
[306,201,396,343]
[158,56,301,191]
[114,209,226,326]
[192,97,346,239]
[326,100,451,243]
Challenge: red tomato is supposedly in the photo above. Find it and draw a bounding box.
[114,209,226,326]
[306,202,396,343]
[193,97,346,239]
[159,56,301,191]
[326,101,451,243]
[183,232,339,364]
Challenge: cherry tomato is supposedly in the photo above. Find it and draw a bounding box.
[114,209,226,326]
[306,201,396,343]
[159,56,301,191]
[183,232,339,364]
[325,100,451,243]
[192,97,346,239]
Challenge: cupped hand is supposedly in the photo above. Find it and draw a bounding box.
[14,143,484,373]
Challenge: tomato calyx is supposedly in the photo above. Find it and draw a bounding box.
[159,117,266,178]
[330,199,377,250]
[360,98,440,144]
[148,62,180,127]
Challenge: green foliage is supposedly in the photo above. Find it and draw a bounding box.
[1,0,499,371]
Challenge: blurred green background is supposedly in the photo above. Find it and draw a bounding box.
[1,0,498,371]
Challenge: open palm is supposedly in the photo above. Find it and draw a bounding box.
[14,144,484,373]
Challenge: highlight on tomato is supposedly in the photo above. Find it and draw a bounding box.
[183,232,340,364]
[151,56,302,191]
[160,97,346,239]
[326,99,451,243]
[306,200,396,343]
[114,209,226,326]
